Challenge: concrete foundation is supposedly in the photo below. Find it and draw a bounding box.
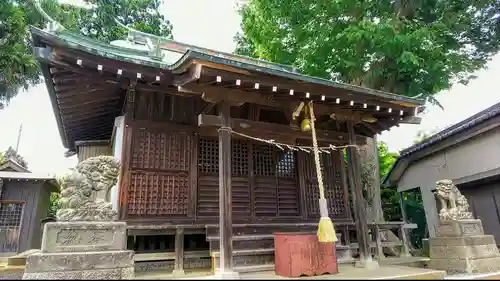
[428,219,500,275]
[23,222,134,280]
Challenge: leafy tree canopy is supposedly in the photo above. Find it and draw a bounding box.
[0,0,173,108]
[378,141,398,179]
[3,146,28,168]
[236,0,500,101]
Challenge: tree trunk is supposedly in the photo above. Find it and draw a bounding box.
[359,136,384,222]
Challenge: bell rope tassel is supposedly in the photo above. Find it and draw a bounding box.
[308,101,338,243]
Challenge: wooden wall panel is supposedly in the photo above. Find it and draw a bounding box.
[134,92,203,125]
[197,175,219,217]
[126,126,194,219]
[76,143,111,162]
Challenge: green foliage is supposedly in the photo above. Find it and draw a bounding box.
[47,192,60,218]
[376,141,401,221]
[378,141,398,180]
[236,0,500,100]
[0,0,173,107]
[3,146,28,168]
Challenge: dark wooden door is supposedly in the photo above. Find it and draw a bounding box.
[461,182,500,244]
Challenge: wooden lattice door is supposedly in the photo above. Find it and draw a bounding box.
[252,144,300,219]
[196,138,252,221]
[300,150,350,221]
[127,128,194,218]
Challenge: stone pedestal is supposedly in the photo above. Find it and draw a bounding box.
[428,219,500,275]
[23,221,134,280]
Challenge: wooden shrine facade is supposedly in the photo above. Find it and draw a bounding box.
[30,23,425,271]
[120,96,352,224]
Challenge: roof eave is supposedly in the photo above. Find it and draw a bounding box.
[31,28,69,149]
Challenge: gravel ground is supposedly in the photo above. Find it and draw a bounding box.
[0,268,23,279]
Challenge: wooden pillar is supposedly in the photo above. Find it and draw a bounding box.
[346,121,379,269]
[218,101,235,275]
[399,192,408,222]
[173,228,185,276]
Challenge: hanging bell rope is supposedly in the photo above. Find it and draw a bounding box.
[308,101,338,243]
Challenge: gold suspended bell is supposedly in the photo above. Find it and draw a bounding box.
[300,102,312,132]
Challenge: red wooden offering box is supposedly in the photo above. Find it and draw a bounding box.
[274,232,339,278]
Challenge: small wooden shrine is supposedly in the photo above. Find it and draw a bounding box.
[30,10,425,276]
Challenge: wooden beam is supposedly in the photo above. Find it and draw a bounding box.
[182,83,384,122]
[218,101,235,274]
[346,121,379,269]
[58,97,121,111]
[58,93,120,105]
[198,114,367,145]
[199,103,216,115]
[172,64,202,86]
[59,104,119,116]
[54,83,112,94]
[399,116,421,125]
[200,67,421,109]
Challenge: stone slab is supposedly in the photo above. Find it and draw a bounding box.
[22,266,134,280]
[429,235,496,247]
[430,244,500,260]
[436,220,484,237]
[24,250,134,273]
[429,256,500,275]
[41,222,127,253]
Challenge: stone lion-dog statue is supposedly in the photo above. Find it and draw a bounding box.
[434,179,473,221]
[55,155,120,221]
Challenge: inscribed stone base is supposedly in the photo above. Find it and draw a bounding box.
[22,267,134,280]
[429,256,500,275]
[40,221,127,253]
[436,219,484,237]
[429,220,500,275]
[22,221,134,280]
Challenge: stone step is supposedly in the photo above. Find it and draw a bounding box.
[205,223,317,237]
[207,234,274,242]
[208,235,275,251]
[234,263,275,273]
[211,248,274,257]
[211,248,274,272]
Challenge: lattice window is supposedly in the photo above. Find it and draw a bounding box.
[232,140,248,176]
[0,203,23,228]
[0,202,23,253]
[276,150,296,179]
[330,151,347,216]
[132,130,191,171]
[199,139,219,173]
[253,144,275,176]
[128,172,189,216]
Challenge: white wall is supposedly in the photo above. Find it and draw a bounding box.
[111,116,125,211]
[397,126,500,237]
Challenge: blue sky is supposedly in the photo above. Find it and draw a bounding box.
[0,0,499,174]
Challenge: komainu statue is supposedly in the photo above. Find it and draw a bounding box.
[434,179,473,221]
[56,156,120,221]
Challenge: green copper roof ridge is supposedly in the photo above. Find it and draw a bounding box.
[114,18,298,73]
[32,27,425,105]
[56,29,153,58]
